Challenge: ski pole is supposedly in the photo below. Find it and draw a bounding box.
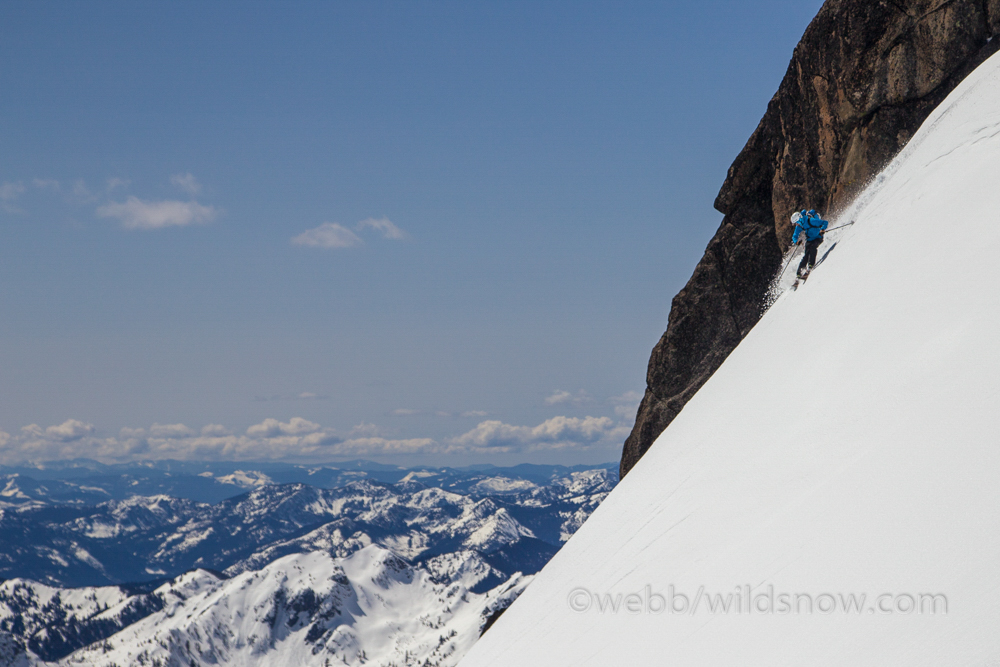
[823,220,856,233]
[776,238,803,281]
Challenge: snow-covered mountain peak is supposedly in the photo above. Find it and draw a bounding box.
[105,493,200,519]
[407,485,470,510]
[215,469,274,489]
[423,551,505,589]
[399,470,440,483]
[1,477,31,500]
[55,546,530,667]
[459,506,534,551]
[154,568,223,603]
[340,544,414,587]
[470,477,538,495]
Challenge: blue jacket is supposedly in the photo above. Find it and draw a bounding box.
[792,213,829,244]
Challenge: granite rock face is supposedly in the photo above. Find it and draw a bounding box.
[621,0,1000,477]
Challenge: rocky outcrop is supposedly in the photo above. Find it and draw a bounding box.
[621,0,1000,477]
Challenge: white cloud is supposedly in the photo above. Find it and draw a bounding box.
[106,177,130,191]
[348,423,382,438]
[149,423,196,438]
[0,411,629,465]
[0,417,344,463]
[609,390,643,419]
[296,392,331,400]
[292,217,409,250]
[462,411,488,418]
[71,180,97,203]
[291,222,363,249]
[299,431,343,447]
[246,417,322,437]
[7,420,99,461]
[357,216,408,240]
[151,421,344,458]
[170,173,201,195]
[20,420,339,463]
[451,416,623,452]
[328,437,442,456]
[0,181,25,212]
[0,181,25,202]
[545,390,573,405]
[253,392,329,402]
[544,390,592,406]
[97,196,218,230]
[32,178,60,191]
[394,408,421,416]
[21,419,96,442]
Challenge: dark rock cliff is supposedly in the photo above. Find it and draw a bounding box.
[621,0,1000,478]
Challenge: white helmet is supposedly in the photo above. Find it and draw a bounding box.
[790,211,803,225]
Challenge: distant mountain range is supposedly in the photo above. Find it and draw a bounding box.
[0,461,616,666]
[0,458,614,504]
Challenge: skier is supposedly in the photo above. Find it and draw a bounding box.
[791,209,829,279]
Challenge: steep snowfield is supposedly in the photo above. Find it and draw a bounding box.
[56,546,528,667]
[461,51,1000,667]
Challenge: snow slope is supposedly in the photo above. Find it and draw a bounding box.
[460,50,1000,667]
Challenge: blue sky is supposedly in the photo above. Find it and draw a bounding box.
[0,0,823,466]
